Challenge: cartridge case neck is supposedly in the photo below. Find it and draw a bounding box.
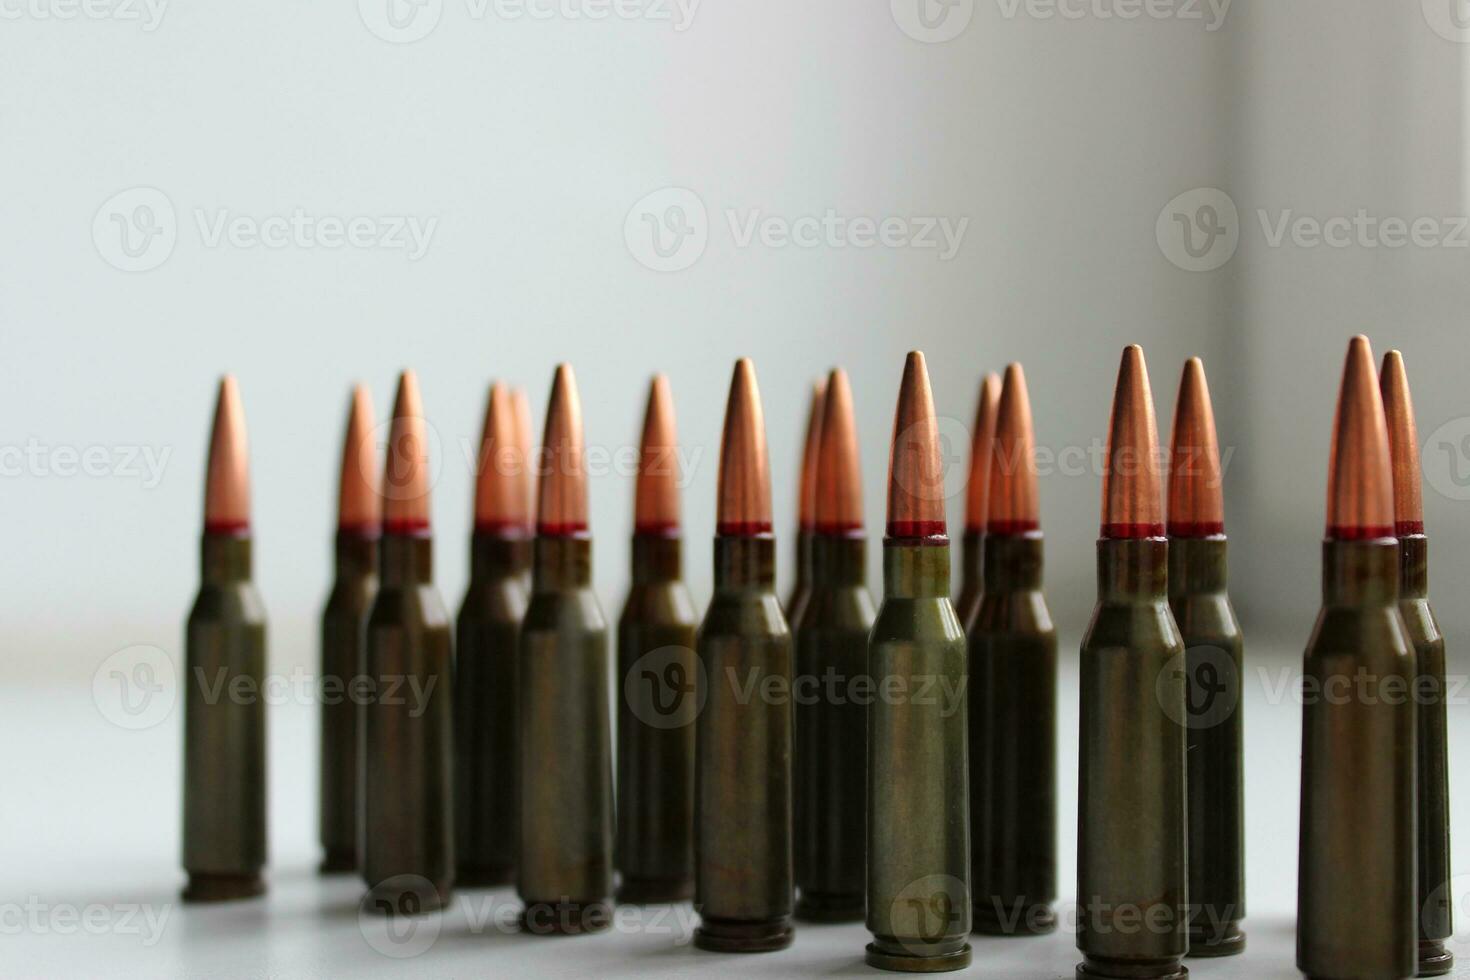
[882,538,951,598]
[712,534,776,591]
[792,529,813,589]
[470,531,530,582]
[811,534,866,587]
[334,529,378,580]
[1397,534,1428,600]
[631,533,682,584]
[960,529,983,590]
[1167,535,1227,596]
[982,531,1043,591]
[533,534,592,591]
[200,531,252,584]
[379,532,434,588]
[1322,537,1400,605]
[1095,537,1167,601]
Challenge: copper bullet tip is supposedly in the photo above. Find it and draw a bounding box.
[716,358,773,537]
[796,378,827,532]
[988,363,1041,536]
[885,351,949,541]
[337,384,381,535]
[382,369,433,536]
[1380,350,1425,537]
[537,363,589,537]
[634,373,681,535]
[204,374,251,534]
[1324,337,1394,540]
[473,382,532,536]
[1101,345,1166,539]
[512,386,536,532]
[1167,358,1225,538]
[814,368,863,536]
[964,372,1002,533]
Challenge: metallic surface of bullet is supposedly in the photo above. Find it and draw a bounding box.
[957,372,1001,626]
[1298,337,1416,980]
[968,364,1056,937]
[1383,350,1450,977]
[695,358,796,953]
[1077,347,1188,980]
[361,371,455,914]
[455,383,530,888]
[794,368,873,923]
[867,352,971,973]
[1166,359,1245,956]
[518,364,614,934]
[320,386,380,874]
[617,374,698,904]
[183,376,268,902]
[786,378,826,630]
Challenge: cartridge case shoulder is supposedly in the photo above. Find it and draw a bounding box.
[190,581,267,627]
[619,581,698,629]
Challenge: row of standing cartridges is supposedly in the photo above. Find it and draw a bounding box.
[180,338,1450,978]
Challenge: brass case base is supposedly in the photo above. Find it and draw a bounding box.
[694,916,794,953]
[1187,922,1245,957]
[865,941,972,973]
[182,872,265,904]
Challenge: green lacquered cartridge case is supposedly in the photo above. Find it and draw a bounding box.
[183,531,268,902]
[320,530,377,874]
[1077,537,1188,980]
[1400,535,1453,977]
[1297,538,1416,980]
[454,532,529,888]
[955,529,984,628]
[360,532,455,914]
[1167,535,1245,956]
[794,534,874,922]
[788,528,814,628]
[616,532,699,903]
[695,534,795,952]
[518,534,614,934]
[969,531,1056,936]
[866,540,972,972]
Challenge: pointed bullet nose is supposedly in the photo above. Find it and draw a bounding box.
[634,373,681,535]
[815,368,863,535]
[797,378,828,532]
[1101,345,1165,538]
[382,369,433,535]
[886,351,949,541]
[473,382,532,535]
[537,363,589,537]
[1325,337,1394,540]
[204,374,251,533]
[1380,350,1424,537]
[1167,357,1225,538]
[988,363,1040,536]
[964,372,1002,533]
[716,358,773,536]
[511,386,536,532]
[338,384,381,534]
